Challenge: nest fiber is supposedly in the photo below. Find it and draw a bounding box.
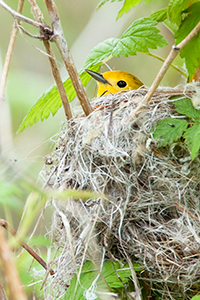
[42,84,200,299]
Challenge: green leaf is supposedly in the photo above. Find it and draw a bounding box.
[168,0,191,26]
[174,98,200,121]
[183,35,200,78]
[191,296,200,300]
[17,64,101,133]
[117,0,143,19]
[153,117,188,147]
[85,18,167,65]
[25,236,52,247]
[175,3,200,42]
[64,260,142,299]
[112,18,167,57]
[97,0,121,10]
[97,0,142,16]
[83,38,118,68]
[174,2,200,78]
[64,261,98,300]
[98,261,142,290]
[184,123,200,159]
[150,7,168,23]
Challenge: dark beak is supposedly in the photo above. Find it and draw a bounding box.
[85,69,110,85]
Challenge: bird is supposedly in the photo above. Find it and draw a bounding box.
[85,69,144,97]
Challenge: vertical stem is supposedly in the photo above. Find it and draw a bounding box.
[0,0,25,103]
[44,0,93,116]
[0,226,27,300]
[43,41,73,119]
[28,0,72,120]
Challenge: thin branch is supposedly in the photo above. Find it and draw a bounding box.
[0,0,72,119]
[0,219,55,276]
[0,0,25,103]
[134,21,200,116]
[43,41,73,119]
[146,52,187,78]
[0,283,8,300]
[18,24,49,39]
[0,0,41,28]
[28,0,73,119]
[0,226,27,300]
[44,0,93,116]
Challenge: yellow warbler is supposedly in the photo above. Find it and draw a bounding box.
[86,69,144,97]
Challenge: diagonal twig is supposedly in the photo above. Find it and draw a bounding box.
[0,0,73,119]
[0,226,27,300]
[134,21,200,116]
[0,282,8,300]
[0,0,41,28]
[44,0,93,116]
[0,219,55,276]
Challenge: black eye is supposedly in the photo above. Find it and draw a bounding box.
[117,80,127,88]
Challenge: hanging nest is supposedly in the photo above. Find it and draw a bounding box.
[41,83,200,299]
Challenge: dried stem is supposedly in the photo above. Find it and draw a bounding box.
[134,21,200,116]
[0,0,25,103]
[43,41,73,119]
[28,0,73,119]
[0,226,27,300]
[0,0,41,28]
[0,283,8,300]
[44,0,93,116]
[0,219,55,276]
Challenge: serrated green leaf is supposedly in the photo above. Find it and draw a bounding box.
[85,18,167,65]
[84,38,119,68]
[168,0,191,26]
[175,3,200,42]
[163,19,179,35]
[174,2,200,78]
[184,123,200,159]
[99,261,142,290]
[117,0,142,19]
[97,0,111,9]
[150,7,168,23]
[113,18,167,57]
[174,98,200,121]
[64,261,98,300]
[97,0,122,10]
[17,64,101,133]
[97,0,141,17]
[153,117,188,147]
[64,260,142,299]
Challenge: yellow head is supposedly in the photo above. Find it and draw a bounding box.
[86,69,144,97]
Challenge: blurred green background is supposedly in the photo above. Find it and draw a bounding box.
[0,0,186,208]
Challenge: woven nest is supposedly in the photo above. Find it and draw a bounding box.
[41,83,200,299]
